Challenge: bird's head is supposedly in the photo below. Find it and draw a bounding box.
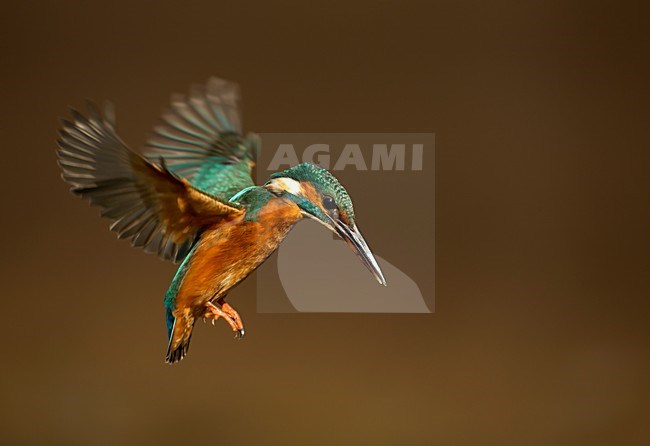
[265,163,386,286]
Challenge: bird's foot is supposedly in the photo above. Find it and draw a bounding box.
[204,301,245,339]
[220,302,244,339]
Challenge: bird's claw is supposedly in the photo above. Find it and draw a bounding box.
[204,301,245,337]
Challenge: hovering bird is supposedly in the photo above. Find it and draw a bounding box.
[57,77,386,363]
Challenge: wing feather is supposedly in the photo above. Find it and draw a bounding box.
[57,102,244,263]
[144,77,260,201]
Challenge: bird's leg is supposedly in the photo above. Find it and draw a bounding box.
[218,298,244,338]
[204,301,245,339]
[203,302,236,329]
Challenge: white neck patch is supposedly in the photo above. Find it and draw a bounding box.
[266,177,302,195]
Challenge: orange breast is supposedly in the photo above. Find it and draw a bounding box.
[174,196,302,315]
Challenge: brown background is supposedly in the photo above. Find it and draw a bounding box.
[1,1,649,445]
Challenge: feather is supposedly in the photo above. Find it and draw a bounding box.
[56,102,244,264]
[143,77,257,201]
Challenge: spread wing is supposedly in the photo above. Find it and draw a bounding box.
[144,77,260,202]
[57,102,244,263]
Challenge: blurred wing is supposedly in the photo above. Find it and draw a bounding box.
[144,77,260,201]
[57,102,244,263]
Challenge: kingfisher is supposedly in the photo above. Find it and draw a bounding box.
[57,77,386,363]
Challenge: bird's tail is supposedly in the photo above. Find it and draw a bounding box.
[165,309,195,364]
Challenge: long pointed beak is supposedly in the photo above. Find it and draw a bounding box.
[333,220,387,286]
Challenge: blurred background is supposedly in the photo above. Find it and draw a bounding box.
[1,1,648,445]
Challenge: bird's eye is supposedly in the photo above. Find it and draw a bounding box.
[322,195,337,211]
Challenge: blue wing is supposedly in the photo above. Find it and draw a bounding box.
[144,77,260,202]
